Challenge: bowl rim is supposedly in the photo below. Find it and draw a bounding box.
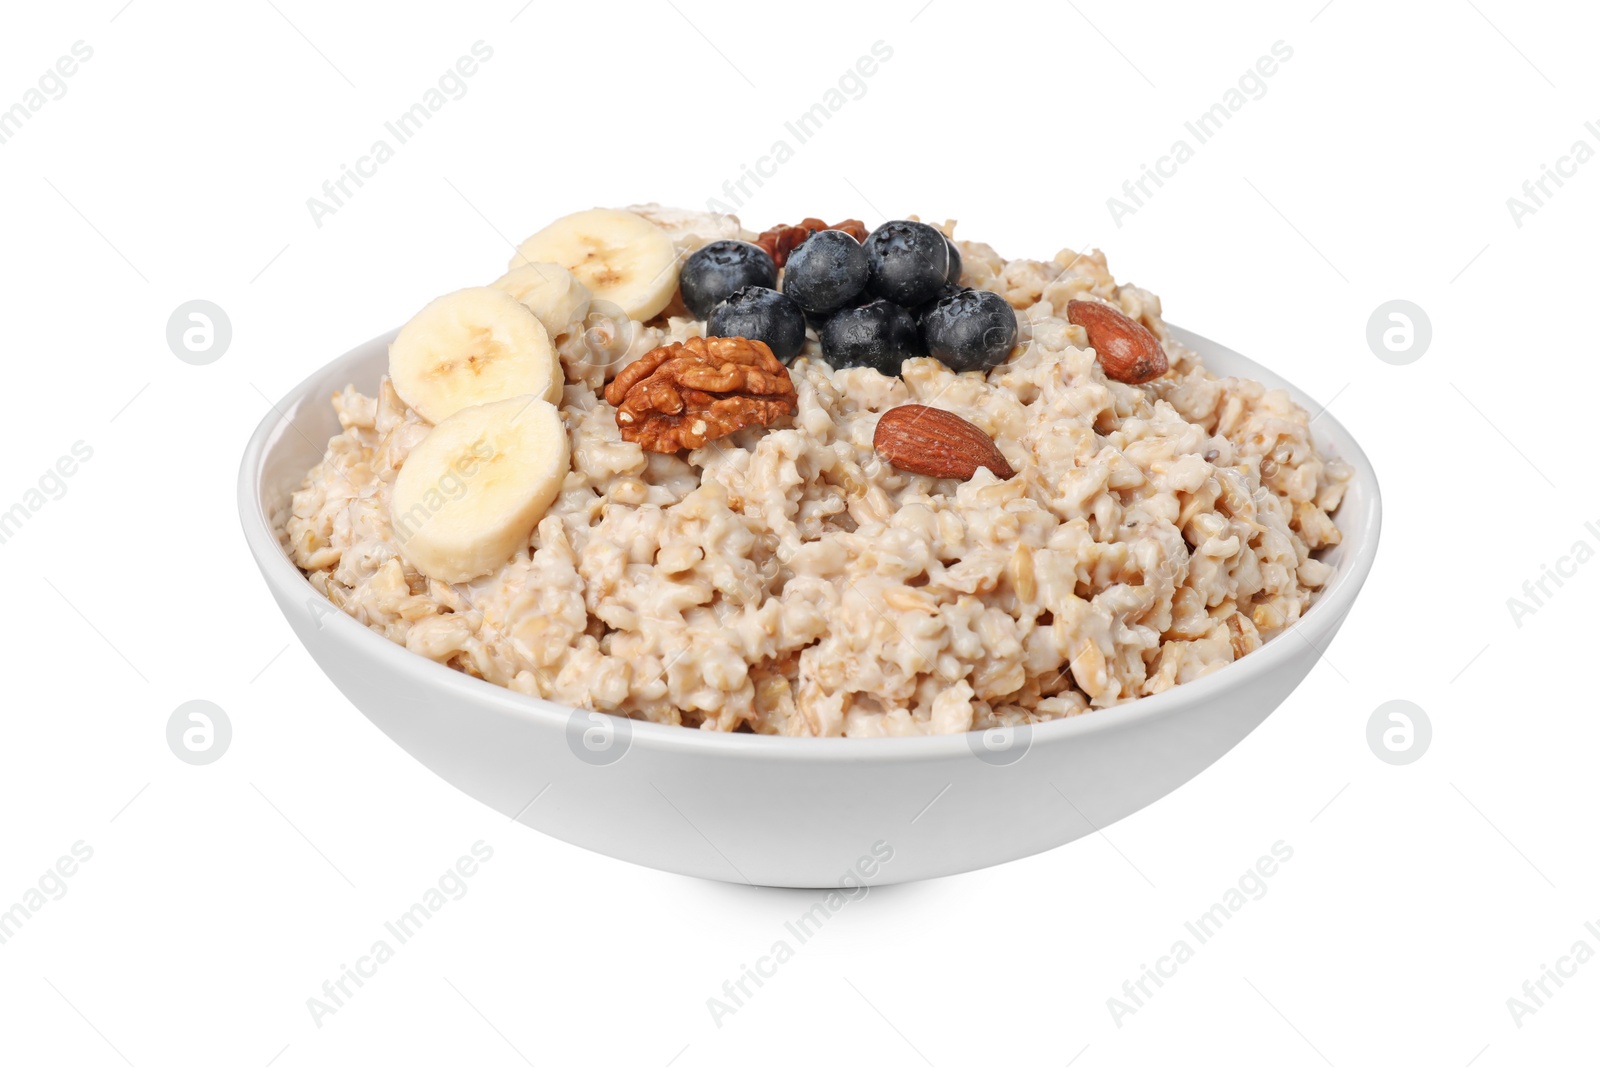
[238,323,1381,763]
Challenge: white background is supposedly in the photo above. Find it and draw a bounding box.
[1,0,1595,1063]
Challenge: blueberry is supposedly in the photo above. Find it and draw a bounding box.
[818,299,923,376]
[920,288,1018,373]
[781,229,869,315]
[864,220,951,306]
[913,282,966,322]
[896,303,928,359]
[944,237,963,285]
[679,241,777,320]
[803,307,836,335]
[707,286,807,362]
[803,294,874,337]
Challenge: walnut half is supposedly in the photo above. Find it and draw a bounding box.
[603,336,798,453]
[754,218,869,267]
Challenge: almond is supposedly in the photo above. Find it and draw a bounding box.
[1066,299,1169,384]
[873,405,1015,481]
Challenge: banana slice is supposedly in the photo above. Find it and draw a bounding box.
[389,287,562,424]
[390,396,569,584]
[492,261,592,342]
[509,208,678,321]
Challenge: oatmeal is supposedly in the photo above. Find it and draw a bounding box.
[284,205,1350,737]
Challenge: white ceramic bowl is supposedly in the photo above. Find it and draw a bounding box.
[239,326,1380,887]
